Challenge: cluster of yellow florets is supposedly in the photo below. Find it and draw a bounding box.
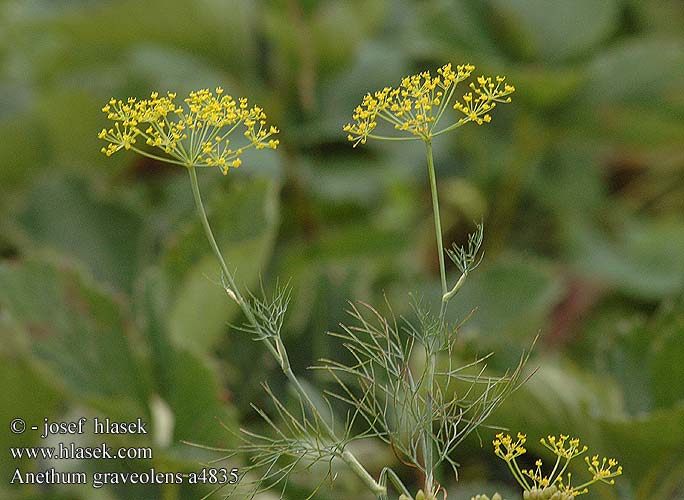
[521,459,552,489]
[453,75,514,125]
[493,432,527,461]
[343,63,514,146]
[493,433,622,497]
[585,455,622,483]
[540,434,587,461]
[98,87,279,174]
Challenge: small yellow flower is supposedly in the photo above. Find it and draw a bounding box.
[344,63,514,146]
[540,434,587,460]
[585,455,623,483]
[98,88,279,174]
[493,432,527,461]
[494,431,622,498]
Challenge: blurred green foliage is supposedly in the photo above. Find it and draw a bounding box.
[1,0,683,499]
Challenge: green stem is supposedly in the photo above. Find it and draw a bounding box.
[572,479,599,493]
[432,119,468,138]
[367,134,421,142]
[187,165,280,361]
[186,164,385,497]
[424,350,436,497]
[285,362,387,496]
[554,458,572,485]
[380,467,412,498]
[509,458,531,490]
[342,450,387,497]
[425,140,447,298]
[442,271,466,303]
[423,139,448,497]
[548,455,562,482]
[130,146,189,167]
[188,166,234,289]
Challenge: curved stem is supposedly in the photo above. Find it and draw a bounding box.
[432,118,469,138]
[129,146,189,166]
[510,458,531,490]
[432,80,459,128]
[342,450,387,497]
[380,467,412,499]
[442,271,467,303]
[188,166,234,288]
[187,165,278,363]
[548,455,562,482]
[186,164,385,497]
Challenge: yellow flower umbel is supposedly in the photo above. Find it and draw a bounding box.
[493,433,622,499]
[345,63,515,308]
[343,63,514,146]
[98,88,280,327]
[98,88,279,174]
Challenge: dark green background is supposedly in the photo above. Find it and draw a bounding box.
[1,1,683,499]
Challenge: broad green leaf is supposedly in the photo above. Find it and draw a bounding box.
[0,111,46,192]
[21,0,256,77]
[561,39,684,149]
[581,38,684,104]
[598,404,684,499]
[312,0,386,75]
[564,99,684,149]
[16,176,144,293]
[648,296,684,409]
[158,348,237,448]
[136,268,238,448]
[302,155,386,206]
[594,314,658,415]
[35,88,105,169]
[273,219,411,342]
[494,359,623,435]
[312,42,409,144]
[582,295,684,413]
[628,0,684,35]
[0,258,147,417]
[123,44,237,98]
[532,139,605,218]
[422,0,502,56]
[0,354,61,487]
[569,218,684,299]
[512,66,586,108]
[485,0,620,62]
[443,253,563,346]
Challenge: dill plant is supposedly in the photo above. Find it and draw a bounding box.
[99,88,386,498]
[340,63,520,499]
[98,68,622,500]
